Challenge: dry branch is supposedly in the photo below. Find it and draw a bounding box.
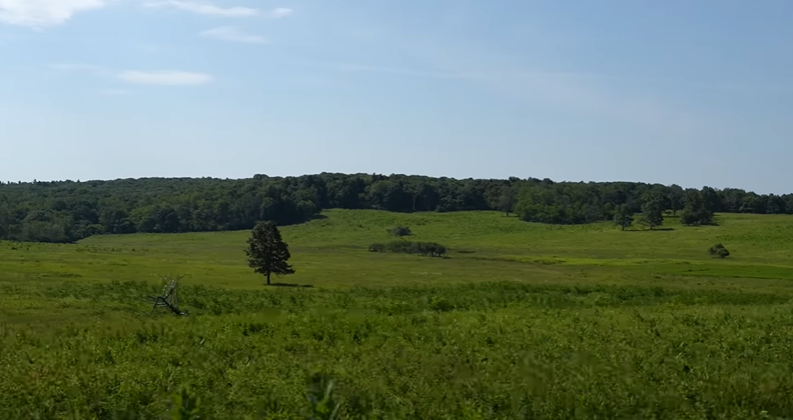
[147,274,188,316]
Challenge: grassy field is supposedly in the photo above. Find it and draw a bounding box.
[3,210,793,419]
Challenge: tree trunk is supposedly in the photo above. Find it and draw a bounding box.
[266,272,271,285]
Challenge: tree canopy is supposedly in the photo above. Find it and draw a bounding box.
[679,189,715,226]
[613,204,634,231]
[1,173,792,243]
[245,221,294,285]
[638,193,665,230]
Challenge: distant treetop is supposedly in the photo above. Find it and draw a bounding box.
[0,173,791,243]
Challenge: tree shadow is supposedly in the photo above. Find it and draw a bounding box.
[625,228,675,232]
[266,282,314,288]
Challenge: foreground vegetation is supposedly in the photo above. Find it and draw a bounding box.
[3,210,793,418]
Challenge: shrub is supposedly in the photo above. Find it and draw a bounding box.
[368,244,386,253]
[369,240,447,257]
[429,296,455,312]
[708,243,730,258]
[387,226,412,237]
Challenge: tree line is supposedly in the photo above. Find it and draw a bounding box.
[0,173,790,243]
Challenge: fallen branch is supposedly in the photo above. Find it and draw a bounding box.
[147,274,188,316]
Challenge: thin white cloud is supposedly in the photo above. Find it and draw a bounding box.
[270,7,292,18]
[201,26,267,44]
[118,70,213,86]
[144,1,293,18]
[0,0,106,28]
[384,36,713,135]
[144,1,255,17]
[52,64,209,89]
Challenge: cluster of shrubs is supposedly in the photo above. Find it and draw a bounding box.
[387,225,412,237]
[708,243,730,258]
[369,240,447,257]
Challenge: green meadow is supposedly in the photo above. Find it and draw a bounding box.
[3,210,793,419]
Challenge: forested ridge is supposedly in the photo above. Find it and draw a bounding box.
[0,173,791,243]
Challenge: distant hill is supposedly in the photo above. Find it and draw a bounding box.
[0,173,790,243]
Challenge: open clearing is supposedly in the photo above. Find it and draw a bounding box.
[3,210,793,419]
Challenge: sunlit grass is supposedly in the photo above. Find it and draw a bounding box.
[3,210,793,418]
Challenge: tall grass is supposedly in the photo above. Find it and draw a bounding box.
[3,210,793,418]
[2,281,793,418]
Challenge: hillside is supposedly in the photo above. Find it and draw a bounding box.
[3,210,793,292]
[3,210,793,418]
[1,172,792,243]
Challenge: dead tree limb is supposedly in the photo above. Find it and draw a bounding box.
[147,274,188,316]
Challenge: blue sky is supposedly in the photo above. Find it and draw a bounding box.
[2,1,793,193]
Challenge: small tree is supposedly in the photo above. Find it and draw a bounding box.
[668,185,685,217]
[613,204,634,231]
[499,186,518,216]
[245,221,295,285]
[680,205,714,226]
[639,194,665,230]
[708,243,730,259]
[679,189,714,226]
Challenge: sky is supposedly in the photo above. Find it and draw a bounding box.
[2,0,793,193]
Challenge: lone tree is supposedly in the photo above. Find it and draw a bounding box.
[245,221,295,285]
[613,204,634,231]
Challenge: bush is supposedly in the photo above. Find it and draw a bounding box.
[429,296,455,312]
[369,240,448,257]
[387,226,412,237]
[708,243,730,258]
[368,244,386,253]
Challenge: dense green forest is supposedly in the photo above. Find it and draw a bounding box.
[0,173,791,243]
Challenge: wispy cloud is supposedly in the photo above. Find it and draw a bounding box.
[270,7,293,18]
[118,70,213,86]
[313,49,708,137]
[145,1,292,18]
[144,0,256,17]
[0,0,106,28]
[52,64,211,87]
[374,35,714,135]
[201,26,267,44]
